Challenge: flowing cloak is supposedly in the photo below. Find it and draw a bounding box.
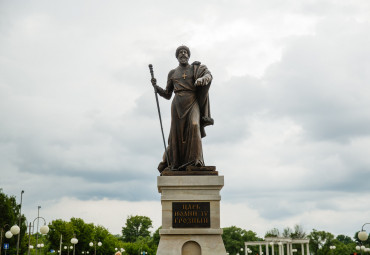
[156,61,213,170]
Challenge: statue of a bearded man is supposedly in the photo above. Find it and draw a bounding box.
[151,46,214,173]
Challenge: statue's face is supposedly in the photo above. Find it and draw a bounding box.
[177,49,189,65]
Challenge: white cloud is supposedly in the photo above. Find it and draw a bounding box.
[1,0,370,239]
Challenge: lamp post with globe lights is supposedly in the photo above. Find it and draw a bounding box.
[356,245,370,253]
[115,248,125,255]
[358,223,370,242]
[25,214,49,255]
[71,236,78,255]
[89,241,102,255]
[356,223,370,254]
[29,245,34,255]
[15,190,25,255]
[64,245,73,255]
[0,224,21,255]
[329,245,336,250]
[36,243,44,254]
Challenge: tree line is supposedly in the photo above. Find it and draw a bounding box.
[1,189,369,255]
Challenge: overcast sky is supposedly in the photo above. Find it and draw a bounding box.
[1,0,370,238]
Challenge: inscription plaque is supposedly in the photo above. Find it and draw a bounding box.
[172,202,210,228]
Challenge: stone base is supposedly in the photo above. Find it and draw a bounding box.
[156,176,226,255]
[157,235,226,255]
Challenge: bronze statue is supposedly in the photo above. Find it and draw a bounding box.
[150,46,214,174]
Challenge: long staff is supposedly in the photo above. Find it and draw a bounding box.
[148,64,170,167]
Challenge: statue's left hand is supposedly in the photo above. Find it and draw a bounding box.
[195,78,204,86]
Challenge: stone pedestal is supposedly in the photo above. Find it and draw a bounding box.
[156,176,226,255]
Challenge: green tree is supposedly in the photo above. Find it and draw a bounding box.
[330,239,356,255]
[265,228,280,238]
[47,219,74,252]
[92,225,118,255]
[48,218,122,255]
[0,189,27,255]
[265,225,305,239]
[152,226,161,246]
[222,226,261,255]
[336,234,354,245]
[282,227,292,238]
[121,242,142,255]
[291,224,306,239]
[308,229,334,255]
[70,217,95,254]
[121,216,152,243]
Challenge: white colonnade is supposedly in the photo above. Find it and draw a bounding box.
[245,238,310,255]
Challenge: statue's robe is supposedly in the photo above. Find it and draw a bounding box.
[156,62,212,171]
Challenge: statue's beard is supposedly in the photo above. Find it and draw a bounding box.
[180,57,189,64]
[179,56,189,64]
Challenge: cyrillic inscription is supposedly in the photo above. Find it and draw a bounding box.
[172,202,210,228]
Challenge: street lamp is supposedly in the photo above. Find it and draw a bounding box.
[16,190,25,255]
[0,224,21,255]
[71,236,78,255]
[64,245,73,255]
[89,241,102,255]
[27,206,49,255]
[26,213,49,255]
[359,223,370,241]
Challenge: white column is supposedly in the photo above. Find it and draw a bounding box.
[286,243,289,255]
[245,245,248,255]
[306,243,310,255]
[301,244,304,255]
[291,244,294,255]
[272,244,274,255]
[259,245,262,255]
[266,243,269,255]
[282,244,285,255]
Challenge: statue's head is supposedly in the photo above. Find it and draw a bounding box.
[176,45,190,65]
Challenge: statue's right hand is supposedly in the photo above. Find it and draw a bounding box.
[151,78,157,86]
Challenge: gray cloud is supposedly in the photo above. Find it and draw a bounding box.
[264,18,370,142]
